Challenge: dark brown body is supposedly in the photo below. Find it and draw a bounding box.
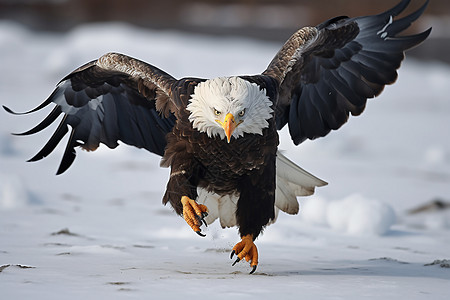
[161,78,279,239]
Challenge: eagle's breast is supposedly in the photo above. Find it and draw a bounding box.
[169,114,278,195]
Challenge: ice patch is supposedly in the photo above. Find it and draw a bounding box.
[301,194,396,236]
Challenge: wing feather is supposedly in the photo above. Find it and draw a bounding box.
[4,53,178,174]
[27,115,70,163]
[13,106,62,136]
[264,0,431,144]
[58,128,79,175]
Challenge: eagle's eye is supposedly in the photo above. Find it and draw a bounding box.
[214,108,222,116]
[238,109,246,117]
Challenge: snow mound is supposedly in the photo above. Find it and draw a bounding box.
[302,194,396,236]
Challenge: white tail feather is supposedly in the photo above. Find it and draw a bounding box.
[275,151,327,215]
[197,151,327,228]
[197,190,238,228]
[217,194,238,228]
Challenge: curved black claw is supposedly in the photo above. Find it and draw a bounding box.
[201,212,208,227]
[196,231,206,237]
[249,265,257,275]
[230,250,236,260]
[232,257,240,266]
[196,213,208,228]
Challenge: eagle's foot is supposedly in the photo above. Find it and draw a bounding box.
[230,234,258,274]
[181,196,208,237]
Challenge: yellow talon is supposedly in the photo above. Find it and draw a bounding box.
[231,234,258,274]
[181,196,208,236]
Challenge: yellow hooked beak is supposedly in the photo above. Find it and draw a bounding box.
[216,113,240,143]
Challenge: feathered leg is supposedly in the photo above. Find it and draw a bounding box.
[162,156,209,236]
[231,153,276,273]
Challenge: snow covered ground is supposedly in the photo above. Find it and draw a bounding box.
[1,21,449,299]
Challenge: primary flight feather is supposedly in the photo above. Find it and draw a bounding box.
[4,0,431,274]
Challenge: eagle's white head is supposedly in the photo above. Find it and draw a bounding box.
[187,76,273,143]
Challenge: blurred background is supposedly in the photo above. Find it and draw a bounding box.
[0,0,449,64]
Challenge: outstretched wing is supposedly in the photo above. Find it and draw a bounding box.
[4,53,178,174]
[263,0,431,144]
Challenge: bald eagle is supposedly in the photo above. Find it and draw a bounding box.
[4,0,430,274]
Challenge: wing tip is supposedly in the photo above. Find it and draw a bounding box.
[2,97,53,116]
[389,27,432,51]
[389,0,430,28]
[381,0,411,18]
[3,104,33,116]
[3,105,15,114]
[414,27,433,47]
[56,161,73,175]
